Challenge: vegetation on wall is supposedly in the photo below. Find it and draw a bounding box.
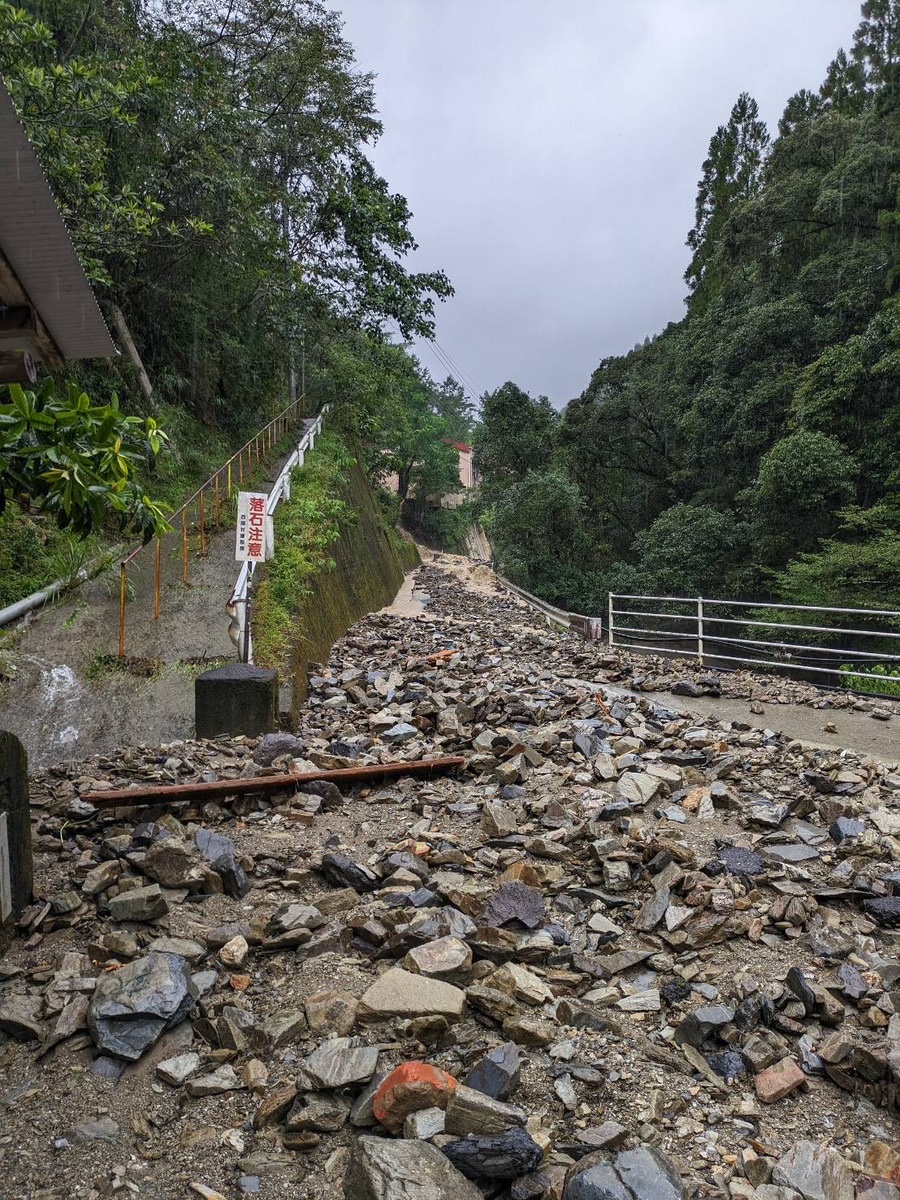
[252,431,352,669]
[475,0,900,618]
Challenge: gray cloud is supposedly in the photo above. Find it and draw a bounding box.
[336,0,861,406]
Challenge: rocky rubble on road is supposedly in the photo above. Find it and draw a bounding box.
[0,562,900,1198]
[592,647,899,720]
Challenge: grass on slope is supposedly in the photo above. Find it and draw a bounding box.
[252,431,355,669]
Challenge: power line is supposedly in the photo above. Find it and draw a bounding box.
[433,338,482,400]
[426,339,481,405]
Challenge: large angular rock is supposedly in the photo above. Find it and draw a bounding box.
[772,1141,853,1200]
[107,884,168,923]
[616,1146,685,1200]
[463,1042,521,1100]
[444,1084,526,1135]
[404,937,472,983]
[565,1158,632,1200]
[301,1037,379,1089]
[87,952,197,1061]
[142,837,205,889]
[344,1135,482,1199]
[360,969,466,1022]
[480,884,546,930]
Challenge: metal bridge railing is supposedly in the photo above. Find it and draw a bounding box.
[117,396,307,659]
[608,592,900,689]
[226,405,329,663]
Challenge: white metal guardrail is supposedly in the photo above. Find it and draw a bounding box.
[608,592,900,688]
[226,405,329,663]
[498,578,602,641]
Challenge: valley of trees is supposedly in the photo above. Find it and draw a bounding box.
[476,0,900,618]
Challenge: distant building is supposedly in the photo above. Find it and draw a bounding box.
[381,439,478,506]
[441,441,477,509]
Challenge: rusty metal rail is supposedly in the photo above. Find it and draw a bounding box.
[117,396,306,659]
[83,754,466,807]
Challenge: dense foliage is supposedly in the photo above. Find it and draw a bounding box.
[0,0,451,426]
[0,380,167,539]
[0,0,469,591]
[476,0,900,616]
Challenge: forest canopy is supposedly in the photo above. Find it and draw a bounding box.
[475,0,900,616]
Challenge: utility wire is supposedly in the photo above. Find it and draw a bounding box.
[433,338,483,400]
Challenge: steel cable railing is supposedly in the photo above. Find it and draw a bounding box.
[117,396,307,659]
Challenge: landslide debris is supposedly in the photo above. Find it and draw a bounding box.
[1,563,899,1199]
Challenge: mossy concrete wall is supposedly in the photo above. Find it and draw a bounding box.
[281,462,417,720]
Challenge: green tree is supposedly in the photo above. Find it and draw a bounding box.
[610,503,739,597]
[473,383,557,503]
[746,431,858,563]
[0,380,168,539]
[685,93,770,301]
[429,376,476,445]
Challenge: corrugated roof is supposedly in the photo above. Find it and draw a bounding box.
[0,77,116,360]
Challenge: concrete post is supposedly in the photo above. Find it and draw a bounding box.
[0,731,32,954]
[195,663,278,739]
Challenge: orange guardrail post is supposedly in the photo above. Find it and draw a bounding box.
[227,461,232,497]
[214,474,221,527]
[199,490,207,557]
[118,563,127,659]
[154,537,162,620]
[181,508,189,584]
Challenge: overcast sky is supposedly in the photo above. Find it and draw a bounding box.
[335,0,862,408]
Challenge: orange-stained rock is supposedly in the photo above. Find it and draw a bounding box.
[372,1061,458,1134]
[754,1057,806,1104]
[865,1142,900,1185]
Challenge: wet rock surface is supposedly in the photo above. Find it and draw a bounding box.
[1,558,899,1198]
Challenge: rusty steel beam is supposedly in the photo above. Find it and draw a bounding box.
[83,755,467,808]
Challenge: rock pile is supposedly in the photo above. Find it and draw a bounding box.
[0,561,899,1198]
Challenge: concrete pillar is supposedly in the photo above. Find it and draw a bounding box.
[195,664,278,739]
[0,731,32,954]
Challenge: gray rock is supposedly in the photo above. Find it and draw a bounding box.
[301,1037,380,1088]
[673,1005,735,1048]
[72,1116,120,1143]
[771,1140,853,1200]
[156,1052,201,1085]
[565,1160,631,1200]
[442,1128,543,1180]
[253,732,304,765]
[718,846,765,877]
[382,722,419,744]
[285,1091,351,1132]
[481,883,546,930]
[87,952,197,1061]
[350,1073,388,1127]
[0,995,44,1041]
[462,1042,521,1100]
[444,1084,526,1136]
[762,844,820,865]
[142,837,205,888]
[186,1063,241,1096]
[360,969,466,1022]
[615,1146,685,1200]
[634,885,670,933]
[345,1135,482,1199]
[107,884,169,923]
[321,851,380,893]
[404,1106,446,1139]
